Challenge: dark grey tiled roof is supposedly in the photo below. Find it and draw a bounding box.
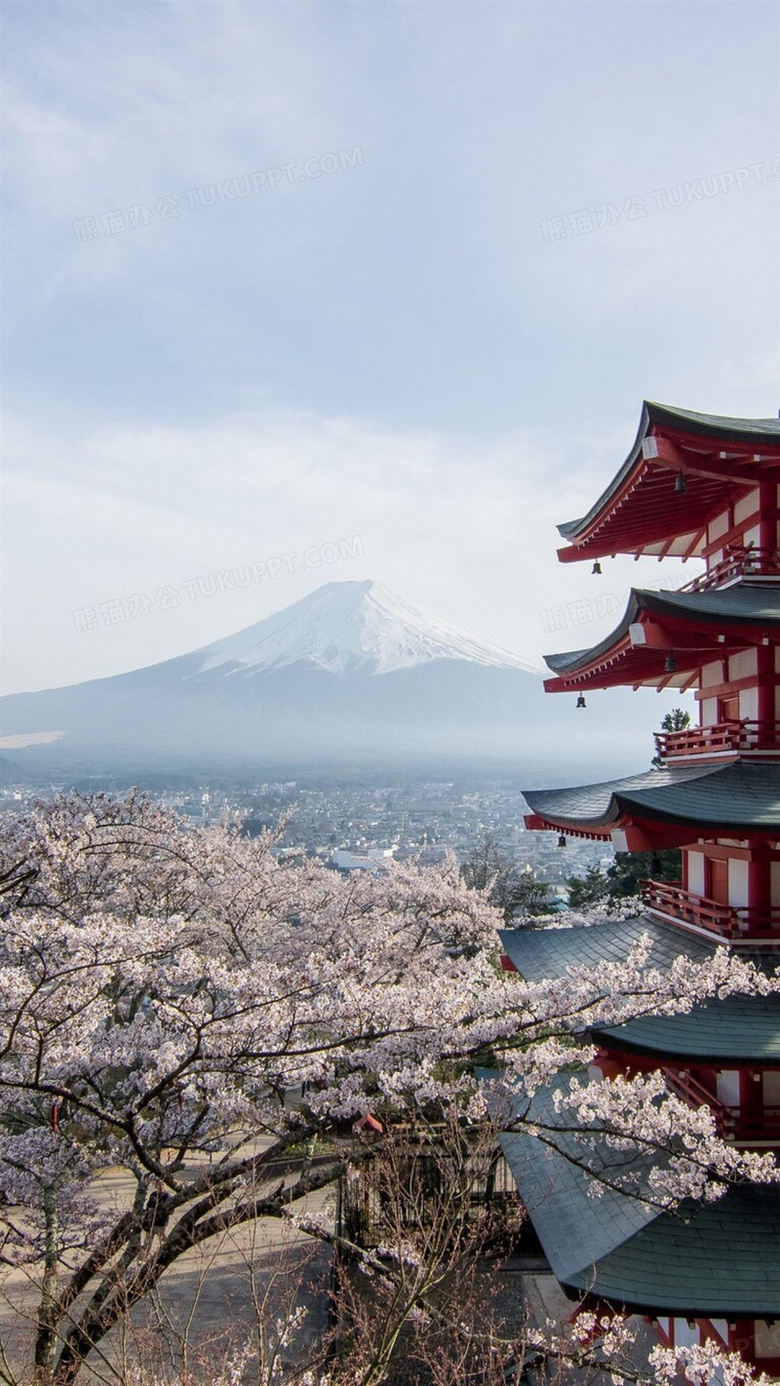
[641,583,780,623]
[641,402,780,441]
[499,915,780,1061]
[601,993,780,1061]
[499,1128,655,1283]
[499,915,713,979]
[544,583,780,677]
[588,1187,780,1314]
[496,1079,780,1315]
[558,402,780,543]
[523,760,780,831]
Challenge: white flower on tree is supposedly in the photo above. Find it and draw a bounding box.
[0,793,776,1384]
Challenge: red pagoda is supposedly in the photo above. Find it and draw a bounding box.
[498,403,780,1374]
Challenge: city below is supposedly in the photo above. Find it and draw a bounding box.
[0,773,609,896]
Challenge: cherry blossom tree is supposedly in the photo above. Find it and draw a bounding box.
[0,793,777,1384]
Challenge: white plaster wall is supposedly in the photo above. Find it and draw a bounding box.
[735,490,759,524]
[771,861,780,906]
[701,660,723,688]
[743,521,761,549]
[708,511,730,541]
[716,1071,740,1105]
[729,649,757,681]
[740,685,758,720]
[755,1322,780,1356]
[728,858,749,908]
[687,851,705,895]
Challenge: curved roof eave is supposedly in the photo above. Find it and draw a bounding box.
[495,1076,780,1316]
[544,583,780,679]
[557,401,780,545]
[523,761,780,833]
[598,996,780,1063]
[557,402,651,543]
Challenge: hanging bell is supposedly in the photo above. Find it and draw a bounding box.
[592,560,602,575]
[576,693,587,708]
[674,473,688,494]
[665,652,678,673]
[557,833,567,848]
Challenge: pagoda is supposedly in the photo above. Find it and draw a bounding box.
[499,402,780,1374]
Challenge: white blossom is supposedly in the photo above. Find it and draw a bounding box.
[0,792,776,1383]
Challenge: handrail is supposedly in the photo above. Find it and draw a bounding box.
[641,878,780,939]
[661,1067,780,1142]
[680,544,780,591]
[655,719,780,760]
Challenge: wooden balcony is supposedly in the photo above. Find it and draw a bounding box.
[654,719,780,763]
[641,878,780,940]
[661,1067,780,1145]
[680,544,780,591]
[722,1107,780,1143]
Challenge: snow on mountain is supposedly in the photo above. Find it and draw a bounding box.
[197,580,539,678]
[0,578,683,779]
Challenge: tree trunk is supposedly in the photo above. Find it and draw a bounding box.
[33,1185,59,1385]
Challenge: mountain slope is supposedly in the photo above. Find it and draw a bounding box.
[0,580,680,779]
[196,580,539,677]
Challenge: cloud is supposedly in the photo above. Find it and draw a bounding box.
[2,2,777,701]
[3,405,700,695]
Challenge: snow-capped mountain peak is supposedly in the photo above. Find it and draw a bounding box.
[198,580,537,677]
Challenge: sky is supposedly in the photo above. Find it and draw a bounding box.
[2,0,779,696]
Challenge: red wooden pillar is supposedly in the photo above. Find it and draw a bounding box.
[739,1069,763,1137]
[756,644,775,749]
[747,842,772,927]
[757,479,779,557]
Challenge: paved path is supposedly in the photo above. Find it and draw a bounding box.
[0,1160,334,1385]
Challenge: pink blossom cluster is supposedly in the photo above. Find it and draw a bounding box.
[0,793,777,1382]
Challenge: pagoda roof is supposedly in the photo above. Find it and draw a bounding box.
[495,1076,780,1315]
[499,915,780,1062]
[543,582,780,691]
[557,401,780,564]
[523,760,780,839]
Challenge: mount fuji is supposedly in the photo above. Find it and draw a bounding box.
[1,581,675,780]
[196,580,538,679]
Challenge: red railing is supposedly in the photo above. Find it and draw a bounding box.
[661,1067,780,1143]
[680,544,780,591]
[641,879,780,939]
[655,719,780,761]
[722,1107,780,1142]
